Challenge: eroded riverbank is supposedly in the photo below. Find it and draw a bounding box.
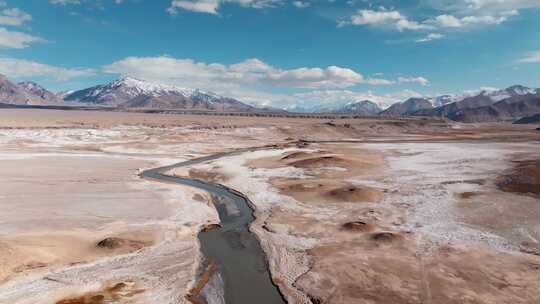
[141,152,286,304]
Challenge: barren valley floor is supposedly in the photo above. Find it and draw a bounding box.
[0,109,539,304]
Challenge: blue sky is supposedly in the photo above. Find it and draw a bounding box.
[0,0,539,107]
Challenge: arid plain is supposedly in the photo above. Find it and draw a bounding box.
[0,108,539,304]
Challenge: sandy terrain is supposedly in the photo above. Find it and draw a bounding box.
[169,139,540,303]
[0,108,539,303]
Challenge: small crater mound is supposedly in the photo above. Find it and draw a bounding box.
[56,281,144,304]
[497,159,540,196]
[459,192,479,199]
[326,185,382,203]
[289,156,347,169]
[281,181,324,192]
[96,237,146,251]
[341,221,375,232]
[192,193,206,202]
[370,232,403,243]
[281,151,312,160]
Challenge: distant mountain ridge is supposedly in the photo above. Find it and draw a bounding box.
[287,100,382,115]
[0,75,59,105]
[414,85,540,122]
[379,97,434,116]
[1,73,538,122]
[331,100,382,115]
[64,77,254,111]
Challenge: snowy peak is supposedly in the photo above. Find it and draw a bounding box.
[478,85,537,102]
[63,76,253,111]
[502,85,537,97]
[335,100,382,115]
[427,95,460,107]
[422,85,539,109]
[380,97,433,116]
[110,77,186,96]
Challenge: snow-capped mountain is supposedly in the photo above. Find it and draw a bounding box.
[379,97,434,116]
[63,77,254,111]
[331,100,382,115]
[287,99,384,115]
[421,85,538,108]
[427,95,461,107]
[413,85,540,122]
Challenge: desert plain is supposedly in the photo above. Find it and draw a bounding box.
[0,108,539,304]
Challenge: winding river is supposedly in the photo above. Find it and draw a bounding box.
[140,149,286,304]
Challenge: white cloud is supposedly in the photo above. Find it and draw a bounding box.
[0,57,96,81]
[397,76,430,86]
[0,27,44,49]
[463,0,540,11]
[0,8,32,26]
[348,9,403,25]
[433,14,462,27]
[395,18,434,31]
[49,0,82,4]
[342,7,519,35]
[167,0,220,14]
[431,12,515,28]
[518,51,540,64]
[341,9,434,31]
[167,0,281,14]
[426,0,540,13]
[103,56,392,89]
[416,33,445,42]
[49,0,126,5]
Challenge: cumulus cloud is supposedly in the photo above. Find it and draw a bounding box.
[167,0,281,14]
[103,56,392,89]
[0,57,96,81]
[517,51,540,64]
[49,0,82,4]
[49,0,125,5]
[340,9,434,31]
[341,7,519,35]
[430,11,516,28]
[416,33,445,42]
[0,27,44,49]
[397,76,430,86]
[0,8,32,26]
[461,0,540,11]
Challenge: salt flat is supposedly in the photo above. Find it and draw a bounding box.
[0,108,538,304]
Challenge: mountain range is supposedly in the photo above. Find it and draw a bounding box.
[378,85,540,122]
[0,74,538,123]
[62,77,254,111]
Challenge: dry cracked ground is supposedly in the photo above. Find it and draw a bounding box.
[0,108,539,304]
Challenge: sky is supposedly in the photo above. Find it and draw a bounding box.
[0,0,539,108]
